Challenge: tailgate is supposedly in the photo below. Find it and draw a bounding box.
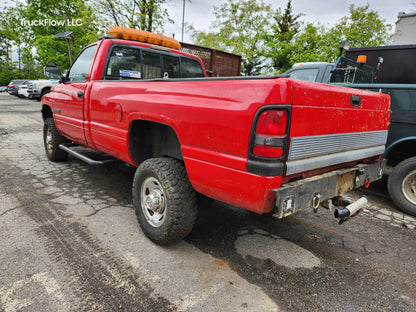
[286,80,390,176]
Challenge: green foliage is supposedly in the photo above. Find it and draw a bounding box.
[266,4,393,73]
[190,0,273,75]
[93,0,172,33]
[24,0,102,71]
[324,5,393,58]
[0,0,102,81]
[264,0,303,72]
[0,0,396,81]
[0,0,171,83]
[192,1,393,75]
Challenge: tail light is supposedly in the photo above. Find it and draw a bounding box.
[252,110,289,158]
[9,85,14,88]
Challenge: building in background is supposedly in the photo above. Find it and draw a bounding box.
[393,11,416,44]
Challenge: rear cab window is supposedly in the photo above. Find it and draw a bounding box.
[104,44,204,80]
[287,68,319,82]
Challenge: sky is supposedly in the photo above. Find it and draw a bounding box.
[2,0,415,63]
[164,0,416,43]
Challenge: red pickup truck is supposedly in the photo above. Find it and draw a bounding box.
[41,27,390,245]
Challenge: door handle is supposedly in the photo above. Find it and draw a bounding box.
[77,91,84,99]
[350,95,361,107]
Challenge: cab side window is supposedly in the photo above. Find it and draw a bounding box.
[181,57,205,78]
[67,45,97,83]
[162,55,180,78]
[106,46,142,79]
[142,51,162,79]
[104,44,204,80]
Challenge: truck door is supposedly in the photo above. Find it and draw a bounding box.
[52,45,97,145]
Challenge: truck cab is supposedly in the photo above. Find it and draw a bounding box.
[284,62,334,83]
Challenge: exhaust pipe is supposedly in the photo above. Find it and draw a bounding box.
[334,196,368,224]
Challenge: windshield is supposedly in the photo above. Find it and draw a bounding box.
[45,71,61,79]
[329,57,379,84]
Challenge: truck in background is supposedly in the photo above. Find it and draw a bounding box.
[345,44,416,84]
[283,62,334,83]
[27,62,61,100]
[285,43,416,216]
[334,83,416,217]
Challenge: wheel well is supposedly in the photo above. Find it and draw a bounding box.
[129,120,183,165]
[41,105,53,121]
[41,87,51,93]
[386,139,416,166]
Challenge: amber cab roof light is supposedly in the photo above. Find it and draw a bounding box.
[107,26,181,50]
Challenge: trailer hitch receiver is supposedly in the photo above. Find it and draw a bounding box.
[334,196,368,224]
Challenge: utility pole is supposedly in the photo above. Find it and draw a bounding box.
[64,14,73,64]
[181,0,185,42]
[27,58,30,80]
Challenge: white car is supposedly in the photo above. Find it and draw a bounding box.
[17,82,29,98]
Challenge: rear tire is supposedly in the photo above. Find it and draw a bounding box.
[43,118,69,162]
[388,157,416,216]
[132,157,197,245]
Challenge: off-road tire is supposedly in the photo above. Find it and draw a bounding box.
[388,157,416,216]
[133,157,197,245]
[43,118,69,162]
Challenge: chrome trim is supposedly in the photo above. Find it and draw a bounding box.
[288,130,388,161]
[286,145,385,175]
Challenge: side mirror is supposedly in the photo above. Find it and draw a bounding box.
[44,61,62,80]
[59,73,67,84]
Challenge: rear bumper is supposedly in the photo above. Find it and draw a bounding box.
[273,160,386,218]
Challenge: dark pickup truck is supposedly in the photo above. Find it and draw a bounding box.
[335,83,416,216]
[285,47,416,216]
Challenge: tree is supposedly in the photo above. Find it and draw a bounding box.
[23,0,101,71]
[325,4,393,57]
[265,4,393,73]
[0,4,32,83]
[95,0,172,33]
[0,6,22,72]
[288,23,328,64]
[0,0,175,84]
[264,0,303,72]
[191,0,273,75]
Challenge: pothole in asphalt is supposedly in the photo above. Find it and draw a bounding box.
[235,233,321,269]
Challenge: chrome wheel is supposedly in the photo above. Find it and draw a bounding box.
[45,126,53,153]
[133,158,197,244]
[141,177,166,227]
[402,169,416,205]
[43,118,69,162]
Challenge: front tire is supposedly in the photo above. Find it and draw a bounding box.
[43,118,69,162]
[133,158,197,245]
[388,157,416,216]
